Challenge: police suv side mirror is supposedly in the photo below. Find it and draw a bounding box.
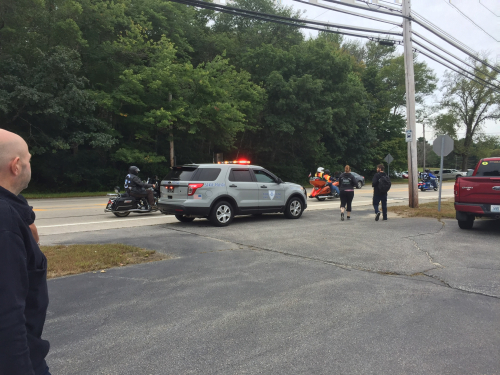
[277,178,283,184]
[114,186,121,193]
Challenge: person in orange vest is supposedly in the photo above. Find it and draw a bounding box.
[315,167,325,179]
[324,169,340,196]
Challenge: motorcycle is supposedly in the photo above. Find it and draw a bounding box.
[309,177,339,201]
[418,177,439,192]
[105,177,161,217]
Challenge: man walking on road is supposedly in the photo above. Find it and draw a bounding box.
[372,164,390,221]
[0,129,51,375]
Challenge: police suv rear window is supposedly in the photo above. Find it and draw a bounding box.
[192,168,221,182]
[229,169,253,182]
[164,167,198,181]
[476,161,500,177]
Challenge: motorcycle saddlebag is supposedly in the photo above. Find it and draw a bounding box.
[113,196,138,211]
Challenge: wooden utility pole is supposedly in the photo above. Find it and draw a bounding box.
[402,0,419,208]
[168,92,175,167]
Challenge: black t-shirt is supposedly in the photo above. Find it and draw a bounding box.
[338,173,356,191]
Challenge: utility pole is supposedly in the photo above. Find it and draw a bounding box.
[403,0,419,208]
[423,120,426,171]
[168,92,174,167]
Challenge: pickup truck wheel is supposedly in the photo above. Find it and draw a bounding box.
[175,214,195,223]
[284,197,303,219]
[458,216,474,229]
[210,201,234,227]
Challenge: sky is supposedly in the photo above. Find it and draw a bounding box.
[281,0,500,141]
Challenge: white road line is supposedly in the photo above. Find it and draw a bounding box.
[38,195,455,228]
[37,215,170,228]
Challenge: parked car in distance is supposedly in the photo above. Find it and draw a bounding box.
[434,169,467,180]
[402,171,409,179]
[350,172,365,189]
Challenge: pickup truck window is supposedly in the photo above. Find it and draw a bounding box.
[476,161,500,177]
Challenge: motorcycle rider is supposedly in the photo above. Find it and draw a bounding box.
[324,169,340,197]
[125,166,157,209]
[423,169,438,189]
[315,167,325,179]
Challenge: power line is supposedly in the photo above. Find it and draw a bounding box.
[412,39,500,93]
[412,30,500,84]
[441,0,499,42]
[409,12,500,75]
[414,47,500,94]
[293,0,402,26]
[479,0,500,17]
[169,0,402,42]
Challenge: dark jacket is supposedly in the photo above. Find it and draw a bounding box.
[372,172,388,195]
[338,172,356,191]
[0,186,49,375]
[125,173,153,193]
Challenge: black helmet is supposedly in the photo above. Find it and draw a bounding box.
[424,169,430,173]
[325,169,331,174]
[129,166,140,175]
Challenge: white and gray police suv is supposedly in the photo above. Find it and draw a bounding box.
[158,161,308,226]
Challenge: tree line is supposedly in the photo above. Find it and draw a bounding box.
[0,0,496,191]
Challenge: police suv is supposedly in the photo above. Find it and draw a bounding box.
[158,161,308,226]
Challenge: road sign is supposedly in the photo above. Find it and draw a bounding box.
[405,130,412,142]
[433,135,454,156]
[432,135,454,211]
[384,154,394,164]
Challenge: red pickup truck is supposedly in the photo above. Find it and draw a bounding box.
[454,157,500,229]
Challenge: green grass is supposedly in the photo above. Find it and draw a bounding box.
[388,199,455,219]
[23,191,110,199]
[41,243,171,278]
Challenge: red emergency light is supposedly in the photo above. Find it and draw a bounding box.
[217,160,251,165]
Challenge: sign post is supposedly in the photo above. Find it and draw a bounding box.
[433,135,454,211]
[384,153,394,177]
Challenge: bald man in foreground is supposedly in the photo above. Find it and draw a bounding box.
[0,129,51,375]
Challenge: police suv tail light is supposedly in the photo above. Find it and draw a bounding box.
[188,183,204,196]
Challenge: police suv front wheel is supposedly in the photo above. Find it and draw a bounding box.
[284,197,303,219]
[210,201,234,227]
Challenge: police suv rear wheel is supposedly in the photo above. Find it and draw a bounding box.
[210,201,234,227]
[285,197,303,219]
[175,214,195,223]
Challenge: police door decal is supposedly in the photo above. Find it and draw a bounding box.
[268,190,275,200]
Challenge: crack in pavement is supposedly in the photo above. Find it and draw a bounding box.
[403,220,446,268]
[165,225,500,299]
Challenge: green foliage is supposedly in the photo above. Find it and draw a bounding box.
[1,0,441,191]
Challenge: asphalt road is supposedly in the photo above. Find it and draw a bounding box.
[33,182,455,236]
[38,182,500,375]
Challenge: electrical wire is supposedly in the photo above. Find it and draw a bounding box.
[412,38,500,92]
[169,0,402,41]
[317,0,403,17]
[293,0,402,27]
[479,0,500,17]
[410,12,500,74]
[412,30,500,84]
[411,11,476,56]
[441,0,499,42]
[414,47,500,94]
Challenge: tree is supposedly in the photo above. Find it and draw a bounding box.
[438,61,500,171]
